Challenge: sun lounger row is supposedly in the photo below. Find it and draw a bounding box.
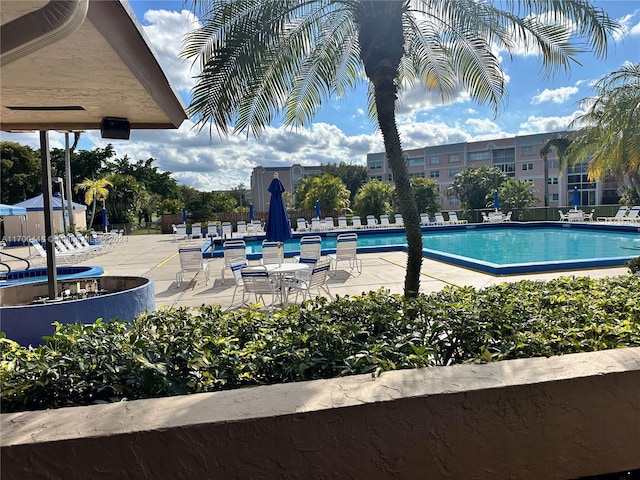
[596,205,640,224]
[29,232,112,265]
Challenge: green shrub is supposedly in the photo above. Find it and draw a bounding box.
[626,256,640,274]
[2,275,639,413]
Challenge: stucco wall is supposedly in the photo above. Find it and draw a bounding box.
[2,348,639,479]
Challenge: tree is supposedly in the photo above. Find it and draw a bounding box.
[186,191,237,222]
[296,174,350,212]
[407,178,439,216]
[566,63,640,198]
[51,145,115,203]
[540,136,573,207]
[229,183,248,209]
[447,166,507,211]
[499,179,539,220]
[0,142,41,204]
[75,177,113,227]
[321,162,367,205]
[182,0,615,297]
[353,180,394,218]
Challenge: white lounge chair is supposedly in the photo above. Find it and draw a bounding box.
[448,212,467,224]
[327,233,361,275]
[324,217,335,230]
[393,214,404,227]
[379,214,391,227]
[337,216,348,229]
[221,222,233,239]
[420,213,432,226]
[597,206,628,223]
[296,218,308,232]
[366,215,379,228]
[174,224,187,241]
[558,210,569,222]
[191,223,202,239]
[351,216,363,229]
[621,206,640,223]
[207,222,220,240]
[310,218,323,231]
[433,212,448,225]
[176,244,210,286]
[236,221,248,236]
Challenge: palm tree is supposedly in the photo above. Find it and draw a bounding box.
[182,0,616,297]
[567,62,640,198]
[75,178,112,227]
[540,136,573,207]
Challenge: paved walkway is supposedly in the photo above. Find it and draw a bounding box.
[0,234,630,310]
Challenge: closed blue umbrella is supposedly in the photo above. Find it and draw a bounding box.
[249,203,254,221]
[182,208,187,223]
[101,207,109,233]
[315,200,321,218]
[266,175,292,242]
[493,191,500,212]
[572,187,580,209]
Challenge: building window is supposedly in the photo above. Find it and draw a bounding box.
[429,156,440,165]
[522,163,534,171]
[372,175,382,181]
[492,148,515,177]
[521,178,534,184]
[410,172,425,178]
[429,170,440,178]
[469,151,491,162]
[388,174,393,182]
[548,177,558,185]
[549,160,559,169]
[550,193,559,201]
[521,146,535,155]
[448,154,461,163]
[370,161,383,170]
[449,198,460,207]
[448,168,461,177]
[408,158,424,167]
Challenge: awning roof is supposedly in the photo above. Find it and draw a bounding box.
[13,193,87,211]
[1,0,187,132]
[0,204,27,216]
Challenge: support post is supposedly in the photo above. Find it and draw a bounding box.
[40,131,58,300]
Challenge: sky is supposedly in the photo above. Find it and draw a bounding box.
[2,0,639,192]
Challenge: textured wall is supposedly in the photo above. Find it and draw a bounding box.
[2,348,639,479]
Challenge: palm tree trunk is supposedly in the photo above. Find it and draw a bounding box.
[356,1,421,297]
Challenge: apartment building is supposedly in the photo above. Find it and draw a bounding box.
[366,132,619,210]
[250,164,322,212]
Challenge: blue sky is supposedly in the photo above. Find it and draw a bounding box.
[3,0,639,191]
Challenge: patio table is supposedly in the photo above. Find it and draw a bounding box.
[264,262,309,306]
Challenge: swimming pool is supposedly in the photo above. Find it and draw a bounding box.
[0,265,105,287]
[205,223,640,275]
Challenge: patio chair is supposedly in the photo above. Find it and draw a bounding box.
[221,239,247,284]
[191,223,202,239]
[337,216,348,229]
[207,222,220,240]
[250,220,264,234]
[261,240,283,265]
[287,260,333,303]
[583,209,595,222]
[597,206,628,223]
[293,235,322,263]
[366,215,379,228]
[176,244,210,286]
[227,260,249,309]
[296,218,308,232]
[621,206,640,223]
[558,210,569,221]
[240,266,280,310]
[351,216,363,229]
[420,213,432,226]
[327,233,361,275]
[310,217,323,231]
[504,211,513,222]
[481,212,490,223]
[53,236,86,263]
[393,214,404,227]
[448,212,467,224]
[379,214,391,227]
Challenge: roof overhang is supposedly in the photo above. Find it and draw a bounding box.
[1,0,187,132]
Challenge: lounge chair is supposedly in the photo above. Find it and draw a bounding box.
[597,206,628,223]
[366,215,379,228]
[504,211,513,222]
[207,222,220,240]
[327,233,361,275]
[621,206,640,223]
[221,222,233,239]
[393,214,404,227]
[448,212,467,224]
[337,216,348,229]
[191,223,202,239]
[249,220,264,234]
[324,217,335,230]
[176,244,210,286]
[310,218,323,231]
[433,212,448,225]
[174,224,187,241]
[558,210,569,222]
[420,213,432,226]
[236,221,248,236]
[379,214,391,227]
[221,239,247,284]
[293,235,322,263]
[352,216,363,229]
[296,218,308,232]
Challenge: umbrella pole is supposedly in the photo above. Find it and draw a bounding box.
[40,131,58,300]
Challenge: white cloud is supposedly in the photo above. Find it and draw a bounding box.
[531,86,579,105]
[615,10,640,40]
[517,111,582,134]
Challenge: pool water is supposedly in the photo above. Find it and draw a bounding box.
[0,266,104,287]
[207,224,640,275]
